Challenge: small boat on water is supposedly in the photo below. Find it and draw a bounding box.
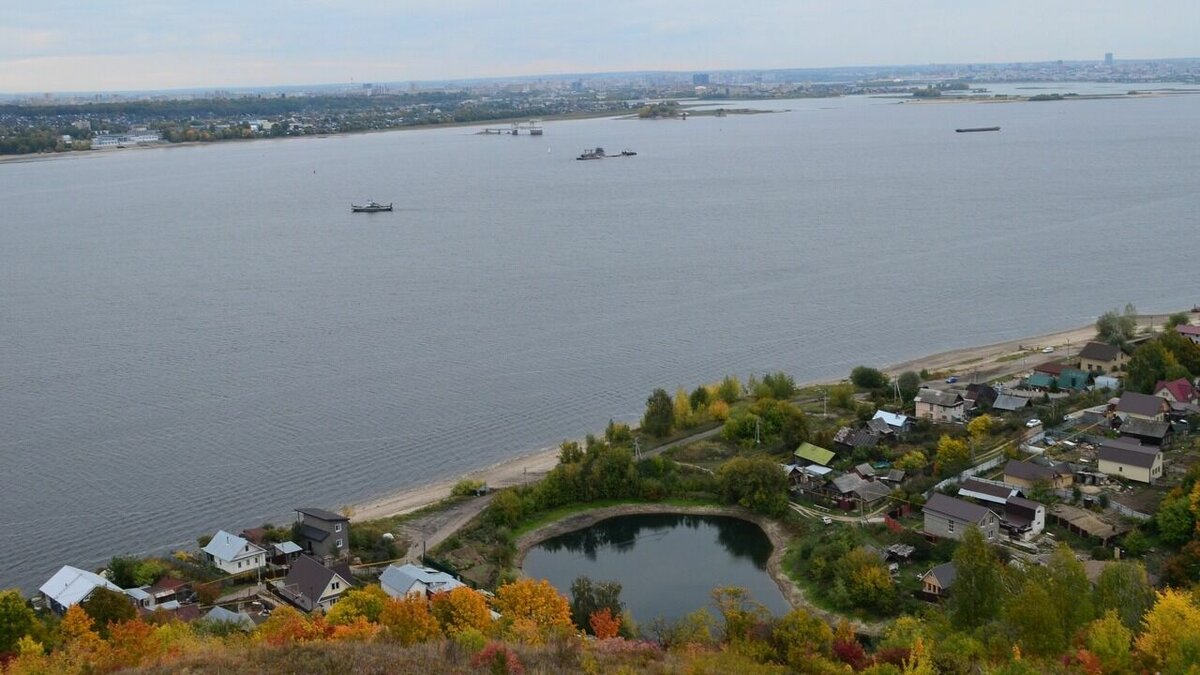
[351,201,393,212]
[955,126,1001,133]
[577,147,606,160]
[619,149,637,156]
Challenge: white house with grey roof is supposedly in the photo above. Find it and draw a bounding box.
[38,565,124,615]
[914,389,964,423]
[380,563,465,599]
[1097,439,1163,484]
[922,493,999,541]
[203,530,267,575]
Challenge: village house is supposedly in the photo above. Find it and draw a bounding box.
[1001,496,1046,541]
[794,442,836,468]
[1077,341,1129,374]
[1003,459,1074,490]
[871,410,912,434]
[1118,417,1173,446]
[379,563,466,599]
[1176,324,1200,345]
[38,565,124,615]
[922,493,1000,541]
[1115,391,1171,422]
[963,383,998,411]
[830,473,893,510]
[277,555,354,613]
[920,562,957,599]
[992,393,1033,413]
[833,426,880,452]
[295,507,351,561]
[204,606,256,631]
[202,530,267,575]
[914,388,964,423]
[1097,439,1163,484]
[1155,378,1198,405]
[957,477,1019,506]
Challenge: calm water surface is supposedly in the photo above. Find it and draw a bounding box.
[2,91,1199,591]
[523,514,789,622]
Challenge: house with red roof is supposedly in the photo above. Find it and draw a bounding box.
[1155,378,1198,405]
[1176,324,1200,345]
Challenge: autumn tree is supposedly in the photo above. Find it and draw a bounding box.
[493,578,573,643]
[0,589,36,654]
[431,586,493,636]
[254,605,329,645]
[895,450,928,473]
[673,387,694,428]
[829,383,856,410]
[641,388,675,437]
[707,399,730,421]
[379,595,442,645]
[771,607,834,668]
[588,608,621,639]
[57,604,109,670]
[716,375,743,404]
[103,618,163,670]
[326,585,389,625]
[947,526,1002,630]
[935,434,971,474]
[1082,610,1133,673]
[1134,589,1200,673]
[82,586,137,638]
[967,414,993,445]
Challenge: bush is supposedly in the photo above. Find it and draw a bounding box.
[850,366,888,390]
[452,479,487,497]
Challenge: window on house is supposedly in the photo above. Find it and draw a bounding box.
[332,582,340,590]
[335,538,343,548]
[334,523,342,533]
[947,521,955,533]
[237,561,242,569]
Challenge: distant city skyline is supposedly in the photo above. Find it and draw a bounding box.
[3,0,1198,93]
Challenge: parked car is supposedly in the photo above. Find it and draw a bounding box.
[821,516,833,525]
[1042,346,1055,353]
[945,376,958,383]
[1026,418,1043,428]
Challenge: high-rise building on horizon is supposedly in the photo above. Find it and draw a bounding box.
[692,73,710,86]
[1104,52,1114,66]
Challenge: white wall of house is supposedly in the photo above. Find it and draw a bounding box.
[207,551,266,575]
[1098,456,1161,484]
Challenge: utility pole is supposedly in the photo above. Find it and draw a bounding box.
[755,418,761,446]
[633,437,643,461]
[822,388,828,418]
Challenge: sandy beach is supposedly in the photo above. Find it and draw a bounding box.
[350,312,1190,524]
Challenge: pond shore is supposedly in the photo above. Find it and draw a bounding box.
[512,503,886,635]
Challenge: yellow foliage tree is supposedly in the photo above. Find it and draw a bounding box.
[2,636,50,675]
[431,587,493,637]
[330,616,382,642]
[379,595,442,645]
[708,400,731,421]
[673,387,694,429]
[56,604,109,670]
[326,585,389,625]
[1134,588,1200,673]
[967,414,993,445]
[493,578,573,644]
[1083,610,1132,673]
[935,434,970,472]
[253,605,329,645]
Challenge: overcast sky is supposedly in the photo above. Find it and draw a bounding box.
[2,0,1196,93]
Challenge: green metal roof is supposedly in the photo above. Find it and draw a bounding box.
[794,442,835,466]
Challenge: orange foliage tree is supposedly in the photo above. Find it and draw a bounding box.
[103,618,163,670]
[330,616,382,642]
[379,595,442,645]
[493,579,573,644]
[430,587,493,637]
[588,608,621,640]
[254,605,331,645]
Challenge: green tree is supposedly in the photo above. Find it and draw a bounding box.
[1043,543,1095,640]
[1095,561,1155,631]
[489,489,524,529]
[0,589,37,654]
[761,372,797,400]
[829,383,855,410]
[1084,610,1133,673]
[1004,569,1064,657]
[1155,492,1196,546]
[897,371,922,401]
[688,386,710,410]
[82,586,137,638]
[716,457,789,516]
[1095,304,1138,347]
[107,556,139,588]
[568,576,623,635]
[1166,312,1190,329]
[716,376,743,404]
[1127,340,1178,394]
[641,388,675,437]
[947,526,1002,630]
[850,366,888,390]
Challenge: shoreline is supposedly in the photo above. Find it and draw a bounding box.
[0,109,630,165]
[351,315,1190,524]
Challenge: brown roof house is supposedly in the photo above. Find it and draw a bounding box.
[277,555,354,613]
[1001,496,1046,541]
[1097,439,1163,484]
[1176,324,1200,345]
[1115,391,1170,422]
[914,388,964,423]
[922,493,999,541]
[295,508,350,561]
[1003,459,1074,490]
[1078,342,1128,374]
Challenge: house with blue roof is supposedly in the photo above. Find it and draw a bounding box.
[380,563,465,599]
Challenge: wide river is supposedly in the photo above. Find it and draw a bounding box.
[2,88,1199,591]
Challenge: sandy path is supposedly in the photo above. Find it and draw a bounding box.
[351,314,1187,524]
